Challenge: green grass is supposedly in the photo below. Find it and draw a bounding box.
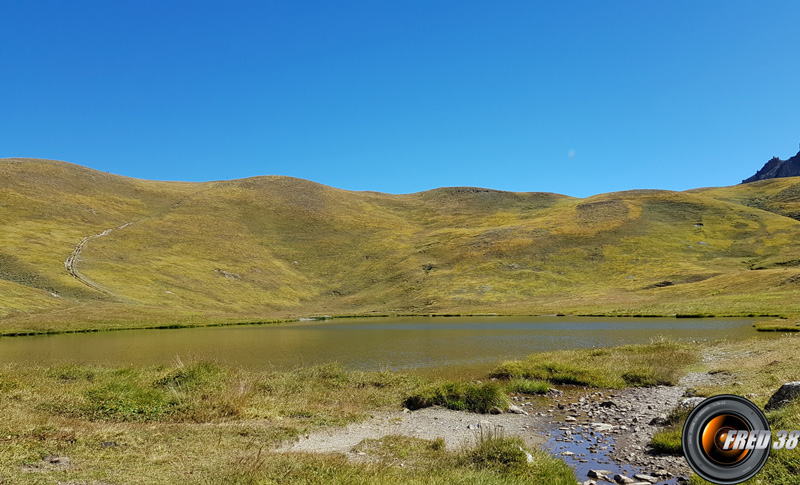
[491,340,695,388]
[504,378,550,395]
[754,318,800,332]
[403,381,511,413]
[3,159,800,334]
[0,359,581,484]
[644,334,800,484]
[216,433,576,484]
[650,407,691,455]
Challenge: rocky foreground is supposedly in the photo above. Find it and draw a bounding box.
[285,382,701,484]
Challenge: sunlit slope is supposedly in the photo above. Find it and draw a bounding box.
[690,177,800,224]
[2,158,800,332]
[0,158,202,318]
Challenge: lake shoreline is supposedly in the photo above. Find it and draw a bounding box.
[0,310,786,338]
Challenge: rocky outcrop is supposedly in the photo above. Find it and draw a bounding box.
[743,148,800,183]
[765,381,800,411]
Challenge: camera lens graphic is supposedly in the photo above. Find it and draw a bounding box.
[682,395,771,484]
[701,414,750,465]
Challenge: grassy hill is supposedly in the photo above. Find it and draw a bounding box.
[2,157,800,334]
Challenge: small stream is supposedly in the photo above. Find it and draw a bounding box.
[534,387,690,484]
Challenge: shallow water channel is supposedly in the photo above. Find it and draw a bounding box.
[0,316,765,377]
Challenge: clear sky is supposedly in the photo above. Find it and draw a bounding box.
[2,1,799,197]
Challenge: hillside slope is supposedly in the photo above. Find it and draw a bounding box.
[2,158,800,333]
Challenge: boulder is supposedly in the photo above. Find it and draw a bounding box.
[766,382,800,411]
[588,469,612,480]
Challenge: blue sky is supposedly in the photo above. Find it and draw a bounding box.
[2,1,799,197]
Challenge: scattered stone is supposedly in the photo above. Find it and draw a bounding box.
[489,406,503,415]
[633,474,659,483]
[765,382,800,411]
[588,469,612,480]
[649,414,668,426]
[565,416,578,422]
[679,397,705,409]
[518,446,534,463]
[508,404,528,415]
[614,474,635,484]
[600,401,617,408]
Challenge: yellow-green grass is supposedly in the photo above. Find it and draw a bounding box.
[490,340,695,388]
[1,334,798,483]
[645,334,800,484]
[4,158,800,334]
[0,360,420,483]
[0,359,578,484]
[754,318,800,332]
[403,381,511,413]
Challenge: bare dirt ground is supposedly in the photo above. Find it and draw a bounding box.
[281,405,547,455]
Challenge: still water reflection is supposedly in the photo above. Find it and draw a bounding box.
[0,316,765,377]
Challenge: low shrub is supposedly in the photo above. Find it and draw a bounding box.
[404,381,510,413]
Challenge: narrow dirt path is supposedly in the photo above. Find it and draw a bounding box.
[64,222,136,294]
[63,185,223,295]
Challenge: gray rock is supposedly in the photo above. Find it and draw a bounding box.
[508,404,528,415]
[633,474,659,483]
[489,406,503,415]
[766,381,800,411]
[588,469,612,480]
[649,414,668,426]
[679,397,705,409]
[614,474,635,484]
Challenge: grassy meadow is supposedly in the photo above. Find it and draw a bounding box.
[2,158,800,334]
[1,335,798,483]
[3,158,800,482]
[0,359,577,484]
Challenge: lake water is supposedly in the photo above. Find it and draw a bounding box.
[0,316,768,377]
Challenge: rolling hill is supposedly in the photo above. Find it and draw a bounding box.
[2,157,800,334]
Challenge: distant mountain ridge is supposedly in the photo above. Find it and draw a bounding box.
[743,146,800,183]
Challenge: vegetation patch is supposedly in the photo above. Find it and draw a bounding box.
[650,406,691,455]
[491,341,694,388]
[404,381,510,413]
[754,318,800,332]
[504,378,550,395]
[154,361,226,391]
[218,434,575,484]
